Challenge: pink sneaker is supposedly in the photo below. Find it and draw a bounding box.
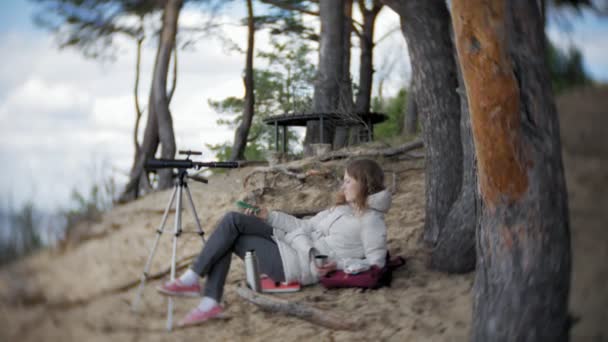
[156,279,201,297]
[178,305,224,327]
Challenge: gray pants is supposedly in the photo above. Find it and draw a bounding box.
[191,211,285,301]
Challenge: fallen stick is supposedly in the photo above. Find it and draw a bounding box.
[236,286,359,331]
[243,166,333,187]
[319,138,424,161]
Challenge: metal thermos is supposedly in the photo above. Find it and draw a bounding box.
[245,250,262,292]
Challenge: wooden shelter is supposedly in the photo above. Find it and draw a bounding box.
[263,112,388,153]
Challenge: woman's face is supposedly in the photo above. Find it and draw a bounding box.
[342,171,361,204]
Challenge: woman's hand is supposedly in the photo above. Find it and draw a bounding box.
[244,207,268,221]
[316,261,337,277]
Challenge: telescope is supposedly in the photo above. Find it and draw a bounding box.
[145,150,240,170]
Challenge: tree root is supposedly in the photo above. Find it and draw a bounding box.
[319,139,424,161]
[243,166,332,189]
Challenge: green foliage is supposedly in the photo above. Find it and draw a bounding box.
[30,0,158,59]
[257,40,316,113]
[206,139,266,163]
[208,38,315,161]
[30,0,224,59]
[62,177,116,235]
[0,170,117,265]
[547,40,592,94]
[0,201,42,265]
[372,88,409,141]
[254,0,319,41]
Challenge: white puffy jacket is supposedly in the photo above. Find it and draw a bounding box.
[267,190,391,285]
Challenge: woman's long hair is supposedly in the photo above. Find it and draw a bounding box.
[335,159,385,211]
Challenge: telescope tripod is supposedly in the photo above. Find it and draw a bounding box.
[131,169,208,331]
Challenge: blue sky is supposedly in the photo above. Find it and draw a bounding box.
[0,1,606,212]
[546,8,608,80]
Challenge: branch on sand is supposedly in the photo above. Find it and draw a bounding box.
[243,166,332,188]
[236,286,360,331]
[242,140,422,188]
[319,138,424,161]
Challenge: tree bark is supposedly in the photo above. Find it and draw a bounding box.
[452,1,571,340]
[119,96,160,203]
[354,0,382,114]
[333,0,354,150]
[120,20,150,203]
[304,0,348,154]
[133,34,144,159]
[129,32,152,197]
[383,0,463,245]
[230,0,256,161]
[404,82,417,135]
[119,0,181,201]
[168,43,178,104]
[153,0,181,189]
[430,63,478,273]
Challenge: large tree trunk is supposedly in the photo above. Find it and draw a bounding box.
[304,0,348,154]
[230,0,255,161]
[119,43,159,202]
[119,98,160,203]
[118,0,181,201]
[430,61,478,273]
[350,0,383,146]
[354,0,382,115]
[452,1,571,340]
[153,0,181,189]
[333,0,354,150]
[383,0,463,245]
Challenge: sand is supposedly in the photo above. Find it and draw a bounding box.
[0,86,606,341]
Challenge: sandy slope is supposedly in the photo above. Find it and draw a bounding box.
[1,86,606,341]
[0,156,475,342]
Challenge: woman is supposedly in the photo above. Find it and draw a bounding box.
[157,159,391,327]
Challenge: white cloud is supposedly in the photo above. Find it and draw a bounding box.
[0,78,93,122]
[0,6,262,210]
[91,95,133,132]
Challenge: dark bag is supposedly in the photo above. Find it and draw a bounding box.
[319,252,406,290]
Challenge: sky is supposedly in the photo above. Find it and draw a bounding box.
[0,1,606,213]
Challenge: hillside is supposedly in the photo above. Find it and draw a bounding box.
[1,86,606,341]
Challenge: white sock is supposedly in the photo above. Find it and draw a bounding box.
[178,269,199,286]
[197,296,218,312]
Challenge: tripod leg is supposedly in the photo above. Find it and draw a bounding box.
[184,184,206,243]
[131,185,178,312]
[166,184,183,332]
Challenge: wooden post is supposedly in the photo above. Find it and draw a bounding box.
[319,115,324,143]
[274,121,279,152]
[282,125,288,154]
